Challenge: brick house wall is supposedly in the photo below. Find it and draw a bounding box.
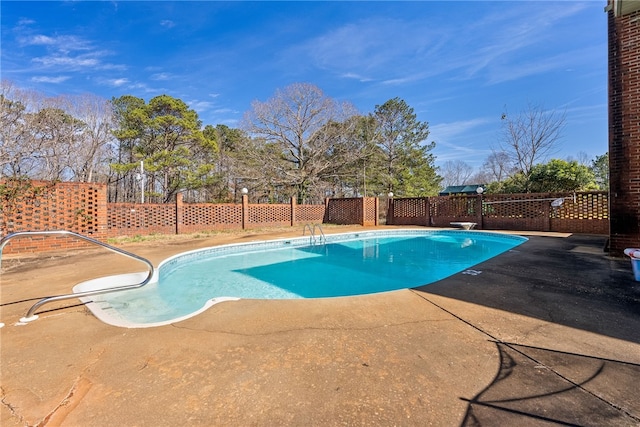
[608,0,640,256]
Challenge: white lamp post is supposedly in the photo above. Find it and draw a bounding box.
[135,160,145,203]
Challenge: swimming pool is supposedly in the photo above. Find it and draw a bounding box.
[75,229,527,328]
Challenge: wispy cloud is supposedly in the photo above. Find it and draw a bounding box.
[150,72,172,81]
[287,2,592,91]
[431,118,493,141]
[284,16,447,82]
[102,78,129,87]
[18,34,93,52]
[341,72,373,83]
[31,75,70,84]
[454,3,591,83]
[213,108,238,114]
[431,118,495,166]
[33,55,99,68]
[189,100,214,110]
[16,18,35,26]
[160,20,175,29]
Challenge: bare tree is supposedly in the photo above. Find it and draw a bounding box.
[1,81,47,178]
[27,101,87,181]
[1,82,115,183]
[242,83,358,202]
[439,160,475,188]
[482,150,514,183]
[61,94,116,182]
[499,103,565,187]
[566,151,590,166]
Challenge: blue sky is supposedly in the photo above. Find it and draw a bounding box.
[1,1,608,170]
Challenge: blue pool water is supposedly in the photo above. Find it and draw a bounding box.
[79,230,526,327]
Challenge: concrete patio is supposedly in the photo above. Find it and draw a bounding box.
[1,226,639,426]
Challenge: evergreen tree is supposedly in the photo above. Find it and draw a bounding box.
[371,98,440,196]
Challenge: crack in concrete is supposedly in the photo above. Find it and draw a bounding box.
[1,386,25,425]
[25,348,106,427]
[35,376,92,427]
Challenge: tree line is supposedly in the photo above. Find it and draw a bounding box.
[1,80,607,206]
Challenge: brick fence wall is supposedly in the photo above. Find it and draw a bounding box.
[2,181,611,255]
[1,181,108,254]
[388,192,609,234]
[0,182,377,254]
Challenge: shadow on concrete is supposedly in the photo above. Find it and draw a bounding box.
[460,341,640,426]
[416,234,640,344]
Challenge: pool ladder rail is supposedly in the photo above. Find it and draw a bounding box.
[0,230,155,324]
[302,224,326,245]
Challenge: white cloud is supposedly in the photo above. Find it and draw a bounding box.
[160,20,175,28]
[31,75,70,83]
[431,118,492,141]
[103,78,129,87]
[33,55,99,67]
[431,118,495,166]
[19,34,92,51]
[285,2,592,90]
[282,16,447,84]
[26,34,56,45]
[151,72,172,81]
[17,18,35,26]
[213,108,237,114]
[189,100,214,110]
[341,73,373,83]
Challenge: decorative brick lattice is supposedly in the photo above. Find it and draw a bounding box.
[107,203,176,236]
[363,197,378,225]
[1,181,107,253]
[550,192,609,234]
[295,204,326,223]
[248,204,290,227]
[180,204,242,233]
[391,198,428,225]
[430,196,478,227]
[325,198,362,225]
[483,194,546,219]
[388,192,609,234]
[393,198,428,217]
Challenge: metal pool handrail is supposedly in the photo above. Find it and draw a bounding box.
[302,223,325,245]
[313,224,326,244]
[0,230,155,323]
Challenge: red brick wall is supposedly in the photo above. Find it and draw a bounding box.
[608,1,640,255]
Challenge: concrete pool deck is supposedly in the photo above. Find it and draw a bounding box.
[1,226,639,426]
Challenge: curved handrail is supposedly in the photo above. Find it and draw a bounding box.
[302,223,326,245]
[0,230,155,322]
[313,224,326,244]
[302,223,315,245]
